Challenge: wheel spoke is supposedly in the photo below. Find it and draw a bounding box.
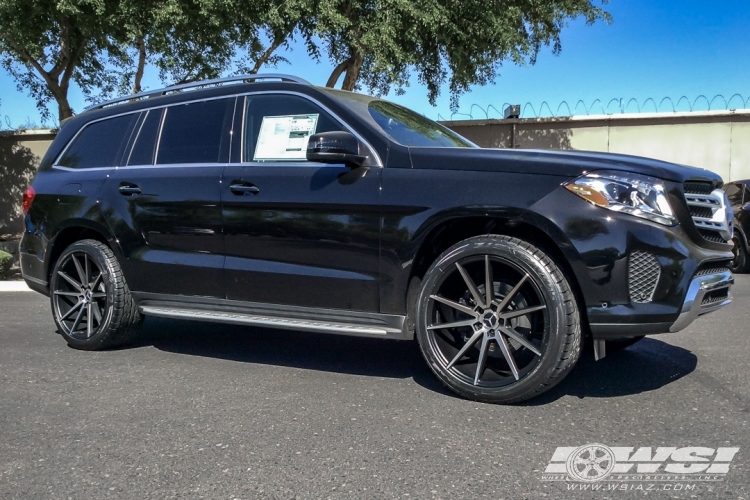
[58,271,81,290]
[430,295,478,317]
[455,262,485,308]
[473,335,490,385]
[484,255,493,307]
[495,332,520,380]
[72,255,86,285]
[91,302,103,323]
[70,304,85,333]
[91,293,106,298]
[86,303,93,337]
[90,273,102,290]
[497,326,542,356]
[59,301,83,321]
[496,273,528,312]
[427,319,478,331]
[84,254,90,285]
[53,290,80,297]
[499,304,546,320]
[446,330,484,369]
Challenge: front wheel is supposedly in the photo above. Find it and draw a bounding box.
[730,236,749,273]
[415,235,581,404]
[50,239,142,350]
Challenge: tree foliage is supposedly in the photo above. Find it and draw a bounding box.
[314,0,611,109]
[0,0,611,121]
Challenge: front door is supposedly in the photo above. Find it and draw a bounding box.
[221,93,381,312]
[101,98,235,297]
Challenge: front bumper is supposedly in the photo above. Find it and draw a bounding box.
[669,270,733,332]
[534,186,735,339]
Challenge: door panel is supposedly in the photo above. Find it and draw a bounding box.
[100,98,234,297]
[222,164,381,311]
[102,165,225,297]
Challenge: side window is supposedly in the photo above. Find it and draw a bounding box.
[57,114,137,168]
[127,109,162,166]
[725,183,744,207]
[243,94,344,162]
[156,98,233,165]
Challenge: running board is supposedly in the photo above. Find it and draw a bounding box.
[140,305,407,339]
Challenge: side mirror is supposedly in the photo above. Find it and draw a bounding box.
[306,131,367,167]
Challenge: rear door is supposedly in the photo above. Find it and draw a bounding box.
[100,98,235,297]
[221,93,381,312]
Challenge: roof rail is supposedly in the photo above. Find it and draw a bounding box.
[84,73,311,112]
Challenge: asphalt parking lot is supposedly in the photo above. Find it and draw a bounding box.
[1,278,748,499]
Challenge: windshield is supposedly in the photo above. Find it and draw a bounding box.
[367,101,475,148]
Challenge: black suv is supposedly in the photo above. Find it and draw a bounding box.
[20,74,735,404]
[722,180,750,272]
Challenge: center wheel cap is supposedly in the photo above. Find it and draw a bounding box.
[481,311,499,330]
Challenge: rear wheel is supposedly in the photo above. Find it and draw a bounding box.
[415,235,581,404]
[50,239,142,350]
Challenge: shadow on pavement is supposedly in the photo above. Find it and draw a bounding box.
[133,318,696,403]
[521,338,697,405]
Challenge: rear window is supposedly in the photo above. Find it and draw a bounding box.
[57,114,137,168]
[156,98,233,164]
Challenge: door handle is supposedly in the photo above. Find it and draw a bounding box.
[118,183,142,196]
[230,183,260,195]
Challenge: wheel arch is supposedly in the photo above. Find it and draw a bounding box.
[405,212,588,331]
[46,220,122,283]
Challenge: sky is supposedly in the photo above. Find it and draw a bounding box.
[1,0,750,127]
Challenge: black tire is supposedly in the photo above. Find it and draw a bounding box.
[606,336,644,352]
[50,239,142,350]
[415,235,581,404]
[730,236,750,273]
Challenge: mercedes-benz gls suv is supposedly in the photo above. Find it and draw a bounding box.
[20,74,734,403]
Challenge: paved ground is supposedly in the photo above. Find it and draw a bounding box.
[1,277,748,499]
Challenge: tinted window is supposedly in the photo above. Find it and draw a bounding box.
[58,114,137,168]
[725,183,744,207]
[368,101,474,148]
[127,109,162,166]
[243,94,344,162]
[156,98,233,164]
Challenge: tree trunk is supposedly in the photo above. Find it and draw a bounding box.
[325,58,352,88]
[54,92,74,121]
[341,53,363,91]
[133,36,147,94]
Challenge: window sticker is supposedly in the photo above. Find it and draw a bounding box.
[253,114,319,161]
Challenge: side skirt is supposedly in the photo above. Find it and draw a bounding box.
[131,292,411,340]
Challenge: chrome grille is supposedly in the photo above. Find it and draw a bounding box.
[695,260,732,276]
[683,181,732,243]
[629,251,661,303]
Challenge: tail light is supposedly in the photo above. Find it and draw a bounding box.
[22,186,35,215]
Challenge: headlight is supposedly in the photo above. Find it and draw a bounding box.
[563,171,677,226]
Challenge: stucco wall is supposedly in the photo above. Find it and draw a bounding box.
[443,110,750,182]
[0,129,55,236]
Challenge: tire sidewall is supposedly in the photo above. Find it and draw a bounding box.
[416,237,573,402]
[50,241,116,349]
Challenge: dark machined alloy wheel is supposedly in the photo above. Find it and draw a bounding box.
[416,235,581,404]
[53,251,108,339]
[50,239,142,350]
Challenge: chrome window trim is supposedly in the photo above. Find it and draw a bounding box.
[54,91,382,169]
[125,110,149,166]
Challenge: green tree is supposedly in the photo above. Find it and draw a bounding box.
[315,0,611,108]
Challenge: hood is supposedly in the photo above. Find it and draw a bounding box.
[407,147,723,185]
